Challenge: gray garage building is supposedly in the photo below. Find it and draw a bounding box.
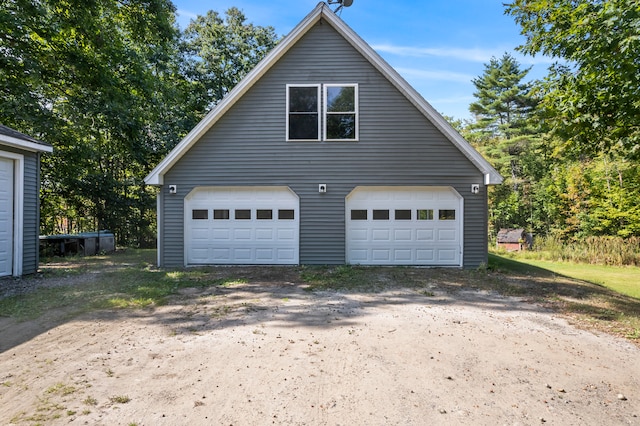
[145,3,502,268]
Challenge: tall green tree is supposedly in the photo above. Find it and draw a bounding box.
[1,0,180,245]
[505,0,640,159]
[469,53,536,140]
[466,53,545,234]
[1,2,281,245]
[182,7,279,107]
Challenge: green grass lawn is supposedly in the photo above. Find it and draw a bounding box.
[490,253,640,299]
[0,249,638,343]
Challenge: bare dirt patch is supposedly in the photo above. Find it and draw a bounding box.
[1,265,639,425]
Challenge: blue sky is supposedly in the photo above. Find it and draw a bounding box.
[172,0,553,120]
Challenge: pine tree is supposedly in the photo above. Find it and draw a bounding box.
[469,53,536,141]
[466,53,544,234]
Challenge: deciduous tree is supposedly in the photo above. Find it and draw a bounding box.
[505,0,640,159]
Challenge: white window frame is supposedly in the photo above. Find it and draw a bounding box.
[324,83,359,142]
[286,84,321,141]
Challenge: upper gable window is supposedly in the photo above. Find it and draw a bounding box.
[286,84,358,142]
[287,84,321,141]
[325,84,358,141]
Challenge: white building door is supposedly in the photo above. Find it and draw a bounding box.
[185,186,299,265]
[0,157,14,276]
[346,186,463,266]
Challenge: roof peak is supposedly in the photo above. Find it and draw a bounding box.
[144,3,501,186]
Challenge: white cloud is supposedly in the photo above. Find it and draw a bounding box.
[430,95,476,105]
[374,43,500,62]
[176,9,199,19]
[395,67,475,83]
[373,43,555,66]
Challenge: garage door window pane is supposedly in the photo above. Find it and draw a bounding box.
[351,210,367,220]
[214,209,229,220]
[235,209,251,220]
[278,209,295,220]
[395,209,411,220]
[192,209,208,220]
[439,210,456,220]
[373,210,389,220]
[417,209,434,220]
[257,209,273,220]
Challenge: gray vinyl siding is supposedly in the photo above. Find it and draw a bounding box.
[22,151,40,274]
[161,21,488,268]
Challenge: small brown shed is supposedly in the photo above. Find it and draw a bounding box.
[497,228,527,252]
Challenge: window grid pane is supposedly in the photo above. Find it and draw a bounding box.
[324,85,357,140]
[214,209,230,220]
[395,209,411,220]
[373,210,389,220]
[278,209,295,220]
[439,210,456,221]
[326,86,355,112]
[351,210,367,220]
[257,209,273,220]
[235,209,251,220]
[326,114,356,140]
[289,114,319,139]
[288,85,319,140]
[289,87,319,112]
[192,209,208,220]
[417,209,434,220]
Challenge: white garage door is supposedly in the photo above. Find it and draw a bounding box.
[185,186,299,265]
[346,186,463,266]
[0,157,13,277]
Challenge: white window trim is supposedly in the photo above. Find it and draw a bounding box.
[323,83,359,142]
[286,84,321,142]
[0,150,24,276]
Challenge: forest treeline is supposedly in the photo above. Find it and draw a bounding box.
[458,0,640,243]
[1,0,278,246]
[1,0,638,248]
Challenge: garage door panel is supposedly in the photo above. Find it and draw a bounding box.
[255,248,274,261]
[212,229,231,240]
[416,249,435,262]
[350,249,368,262]
[394,249,412,262]
[415,192,435,201]
[213,248,231,261]
[255,228,274,240]
[372,229,390,241]
[277,248,296,261]
[416,229,434,241]
[233,248,253,262]
[186,186,299,265]
[437,249,457,262]
[437,229,457,241]
[346,186,462,266]
[394,229,412,241]
[372,249,391,261]
[190,232,208,242]
[191,248,211,263]
[277,229,295,240]
[234,228,252,240]
[350,229,368,241]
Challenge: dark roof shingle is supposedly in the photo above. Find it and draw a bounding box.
[0,124,52,148]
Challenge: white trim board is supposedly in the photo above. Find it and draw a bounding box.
[0,134,53,153]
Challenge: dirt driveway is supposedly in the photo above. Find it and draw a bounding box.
[1,269,639,425]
